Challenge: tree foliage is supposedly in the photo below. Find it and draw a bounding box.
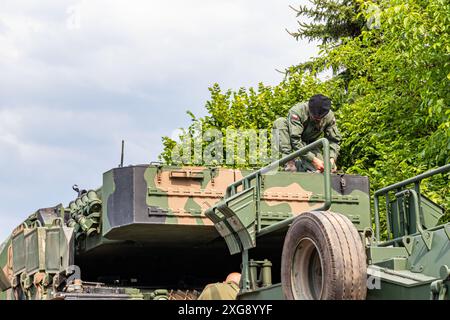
[160,0,450,231]
[287,0,365,44]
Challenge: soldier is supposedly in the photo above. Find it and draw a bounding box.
[197,272,241,300]
[273,94,341,172]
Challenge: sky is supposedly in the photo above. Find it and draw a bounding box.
[0,0,319,241]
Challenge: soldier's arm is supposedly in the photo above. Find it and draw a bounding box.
[324,116,342,161]
[197,284,214,300]
[287,108,315,162]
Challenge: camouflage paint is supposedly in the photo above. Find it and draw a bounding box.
[101,169,115,237]
[145,166,233,226]
[0,238,12,300]
[236,169,371,230]
[0,159,447,300]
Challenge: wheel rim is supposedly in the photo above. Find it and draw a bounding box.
[291,237,324,299]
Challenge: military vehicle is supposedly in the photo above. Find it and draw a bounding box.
[0,138,449,300]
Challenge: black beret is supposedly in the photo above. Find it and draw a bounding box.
[308,94,331,118]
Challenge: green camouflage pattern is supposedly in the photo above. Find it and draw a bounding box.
[0,145,448,300]
[197,281,239,300]
[0,159,371,300]
[273,102,342,163]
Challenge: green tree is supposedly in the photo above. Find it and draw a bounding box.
[160,0,450,230]
[287,0,366,44]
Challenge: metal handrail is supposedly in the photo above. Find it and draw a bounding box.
[374,164,450,197]
[377,189,432,249]
[220,138,332,237]
[373,164,450,242]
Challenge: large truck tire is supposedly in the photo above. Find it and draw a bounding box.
[281,211,367,300]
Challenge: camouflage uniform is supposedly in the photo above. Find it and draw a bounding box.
[197,281,239,300]
[273,102,341,172]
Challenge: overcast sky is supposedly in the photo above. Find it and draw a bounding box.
[0,0,318,241]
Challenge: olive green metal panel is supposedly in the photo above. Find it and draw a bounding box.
[389,200,404,239]
[101,165,234,242]
[25,229,38,273]
[45,228,61,273]
[368,265,438,287]
[227,187,256,229]
[406,225,450,279]
[252,171,371,231]
[373,164,450,243]
[60,227,75,270]
[367,265,438,299]
[374,257,408,271]
[368,247,408,264]
[222,187,257,251]
[145,166,234,226]
[389,194,444,239]
[368,224,450,299]
[420,195,444,229]
[101,169,115,237]
[25,228,46,274]
[12,232,25,275]
[44,226,75,273]
[367,280,433,300]
[238,283,283,300]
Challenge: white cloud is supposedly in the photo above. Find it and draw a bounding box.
[0,0,318,240]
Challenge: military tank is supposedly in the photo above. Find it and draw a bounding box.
[0,138,449,299]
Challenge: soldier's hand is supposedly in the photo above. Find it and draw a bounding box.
[330,158,337,173]
[312,157,324,172]
[284,160,297,172]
